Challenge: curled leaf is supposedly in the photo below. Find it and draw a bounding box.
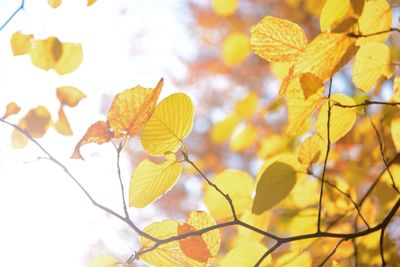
[53,106,72,135]
[56,86,86,107]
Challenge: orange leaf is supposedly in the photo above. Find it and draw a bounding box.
[2,102,20,119]
[107,78,163,139]
[56,86,86,107]
[178,223,212,263]
[22,106,52,138]
[53,106,73,135]
[71,121,112,159]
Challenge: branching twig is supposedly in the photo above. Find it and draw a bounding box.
[333,100,400,108]
[0,0,25,31]
[113,142,130,219]
[347,27,400,38]
[318,239,346,267]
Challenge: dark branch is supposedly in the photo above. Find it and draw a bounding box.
[318,239,346,267]
[0,0,25,31]
[333,100,400,108]
[347,27,400,38]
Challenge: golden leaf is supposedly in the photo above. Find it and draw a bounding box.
[56,86,86,107]
[222,32,250,67]
[211,0,238,17]
[10,31,33,56]
[2,102,20,119]
[53,42,83,75]
[29,37,62,70]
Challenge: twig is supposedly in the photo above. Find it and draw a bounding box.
[333,100,400,108]
[112,141,129,219]
[347,27,400,38]
[0,0,25,31]
[380,228,387,266]
[255,242,281,267]
[318,239,346,267]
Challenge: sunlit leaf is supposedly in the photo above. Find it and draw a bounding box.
[87,0,96,6]
[352,42,393,92]
[11,124,28,149]
[251,16,308,63]
[56,86,86,107]
[47,0,61,8]
[211,0,238,17]
[53,42,83,75]
[2,102,20,119]
[320,0,350,31]
[53,106,72,135]
[29,37,62,70]
[299,72,324,99]
[297,134,323,166]
[294,33,357,82]
[235,91,259,118]
[220,242,270,267]
[316,94,357,142]
[276,251,312,267]
[129,154,182,208]
[141,93,194,156]
[108,79,163,139]
[21,106,52,138]
[394,75,400,102]
[71,121,112,159]
[270,61,291,80]
[10,31,33,56]
[210,114,240,143]
[222,32,250,67]
[87,255,119,267]
[257,135,289,159]
[204,169,254,220]
[236,210,270,243]
[253,161,297,214]
[391,117,400,152]
[355,0,392,45]
[230,123,258,152]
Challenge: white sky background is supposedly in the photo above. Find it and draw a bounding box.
[0,0,197,266]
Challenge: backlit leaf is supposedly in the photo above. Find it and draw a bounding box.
[220,242,270,267]
[210,114,240,143]
[320,0,352,32]
[294,33,357,82]
[87,255,119,267]
[356,0,392,45]
[21,106,52,138]
[316,94,357,142]
[29,37,62,70]
[11,124,28,149]
[87,0,96,6]
[204,169,254,220]
[257,135,289,159]
[251,16,308,63]
[211,0,238,17]
[236,210,270,242]
[391,117,400,152]
[230,123,258,152]
[53,42,83,74]
[299,72,324,99]
[252,161,296,214]
[235,91,259,118]
[71,121,112,159]
[2,102,20,119]
[276,251,312,267]
[129,154,182,208]
[297,134,323,166]
[53,106,72,135]
[56,86,86,107]
[107,79,163,139]
[222,32,250,67]
[353,42,393,92]
[394,75,400,102]
[141,93,194,156]
[10,31,33,56]
[47,0,61,8]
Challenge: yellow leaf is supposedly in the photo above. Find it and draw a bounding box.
[2,102,20,119]
[305,0,325,16]
[316,94,357,142]
[256,153,303,182]
[29,37,62,70]
[222,32,250,67]
[53,106,72,135]
[108,79,163,139]
[56,86,86,107]
[236,210,270,242]
[210,114,240,143]
[211,0,238,17]
[294,33,357,82]
[11,126,28,149]
[53,42,83,74]
[276,251,312,267]
[270,61,291,80]
[257,135,289,159]
[129,155,182,208]
[352,42,393,92]
[235,91,258,118]
[297,134,323,165]
[141,93,194,156]
[220,242,270,267]
[253,161,297,214]
[87,255,119,267]
[291,178,319,208]
[299,72,324,99]
[394,75,400,102]
[391,117,400,152]
[320,0,351,32]
[204,169,254,220]
[230,123,259,152]
[21,106,52,138]
[355,0,392,45]
[87,0,96,6]
[10,31,33,56]
[71,121,112,160]
[47,0,61,8]
[251,16,308,63]
[140,211,220,266]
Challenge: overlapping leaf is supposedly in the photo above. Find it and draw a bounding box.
[53,43,83,74]
[141,93,194,156]
[297,134,323,166]
[10,31,33,56]
[220,242,270,267]
[129,154,182,208]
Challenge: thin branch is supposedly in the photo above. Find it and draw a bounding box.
[255,242,281,267]
[333,100,400,108]
[113,142,129,219]
[318,239,346,267]
[347,27,400,38]
[380,228,387,267]
[0,0,25,31]
[369,116,400,194]
[317,78,333,232]
[0,118,158,242]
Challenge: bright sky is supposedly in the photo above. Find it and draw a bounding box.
[0,0,196,266]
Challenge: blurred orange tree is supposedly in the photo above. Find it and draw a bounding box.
[2,0,400,266]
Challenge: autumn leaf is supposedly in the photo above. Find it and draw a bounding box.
[29,37,62,70]
[220,242,270,267]
[10,31,33,56]
[394,75,400,102]
[251,16,308,63]
[141,92,194,156]
[2,102,20,119]
[71,121,113,159]
[211,114,241,143]
[53,106,73,135]
[234,91,259,118]
[211,0,238,17]
[87,0,96,6]
[222,32,250,67]
[299,72,324,99]
[107,79,163,139]
[297,134,323,166]
[391,117,400,152]
[253,161,297,214]
[53,43,83,74]
[230,123,259,152]
[87,255,119,267]
[19,106,52,138]
[56,86,86,107]
[129,154,182,208]
[47,0,61,8]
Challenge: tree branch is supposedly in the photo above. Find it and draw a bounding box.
[0,0,25,31]
[347,27,400,38]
